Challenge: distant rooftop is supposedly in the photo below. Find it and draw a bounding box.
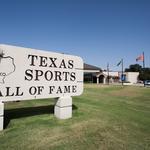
[84,63,101,71]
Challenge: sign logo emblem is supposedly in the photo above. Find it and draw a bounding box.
[0,49,16,84]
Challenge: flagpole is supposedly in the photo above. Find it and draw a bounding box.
[143,51,145,68]
[121,59,123,86]
[107,63,109,85]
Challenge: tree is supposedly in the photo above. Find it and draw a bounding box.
[139,68,150,81]
[125,64,142,72]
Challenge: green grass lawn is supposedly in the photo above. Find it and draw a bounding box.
[0,84,150,150]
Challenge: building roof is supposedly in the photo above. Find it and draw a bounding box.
[84,63,101,71]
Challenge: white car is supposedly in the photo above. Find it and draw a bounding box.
[144,80,150,87]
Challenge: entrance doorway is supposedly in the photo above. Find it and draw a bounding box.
[99,75,105,83]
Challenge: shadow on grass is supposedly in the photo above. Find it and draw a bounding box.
[4,104,78,129]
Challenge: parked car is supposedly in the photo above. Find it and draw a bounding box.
[144,80,150,87]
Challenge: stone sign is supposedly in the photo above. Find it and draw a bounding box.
[0,44,83,102]
[0,44,83,130]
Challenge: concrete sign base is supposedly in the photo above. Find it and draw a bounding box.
[54,97,72,119]
[0,102,4,131]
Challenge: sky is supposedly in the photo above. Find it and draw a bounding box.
[0,0,150,71]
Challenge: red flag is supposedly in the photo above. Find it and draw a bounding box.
[136,54,144,61]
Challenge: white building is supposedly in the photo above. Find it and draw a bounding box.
[84,63,139,84]
[124,72,139,84]
[84,63,120,84]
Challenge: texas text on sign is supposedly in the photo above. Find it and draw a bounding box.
[0,44,83,102]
